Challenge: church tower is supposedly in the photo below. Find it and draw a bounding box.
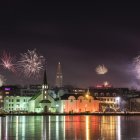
[55,62,63,87]
[42,67,49,100]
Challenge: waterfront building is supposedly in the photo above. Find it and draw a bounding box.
[56,89,99,113]
[28,68,56,113]
[89,87,131,112]
[4,96,31,112]
[0,85,20,108]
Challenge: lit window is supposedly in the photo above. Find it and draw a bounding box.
[45,91,47,94]
[0,96,2,99]
[45,96,47,99]
[5,92,9,94]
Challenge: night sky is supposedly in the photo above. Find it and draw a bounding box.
[1,3,140,88]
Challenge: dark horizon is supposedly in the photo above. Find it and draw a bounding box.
[0,4,140,88]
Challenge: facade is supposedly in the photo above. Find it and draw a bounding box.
[4,96,31,112]
[89,87,133,112]
[0,85,20,108]
[57,93,99,113]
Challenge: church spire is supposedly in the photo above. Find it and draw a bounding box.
[55,62,63,87]
[42,61,48,100]
[43,68,47,85]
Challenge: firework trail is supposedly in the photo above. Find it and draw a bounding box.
[0,51,16,72]
[0,74,6,87]
[18,49,44,78]
[96,65,108,75]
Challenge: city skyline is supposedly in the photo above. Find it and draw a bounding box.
[1,4,140,88]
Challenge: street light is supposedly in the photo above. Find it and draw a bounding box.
[86,94,89,98]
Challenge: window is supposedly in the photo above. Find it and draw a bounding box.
[5,92,9,94]
[89,99,91,103]
[101,93,104,96]
[106,93,110,96]
[0,96,2,99]
[24,99,26,102]
[9,99,11,102]
[12,99,14,102]
[94,93,98,96]
[16,99,20,102]
[113,93,116,96]
[71,99,73,102]
[80,99,82,103]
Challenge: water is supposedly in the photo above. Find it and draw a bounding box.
[0,115,140,140]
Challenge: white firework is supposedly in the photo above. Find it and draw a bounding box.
[18,49,44,78]
[0,51,16,72]
[96,65,108,75]
[133,55,140,79]
[0,75,6,87]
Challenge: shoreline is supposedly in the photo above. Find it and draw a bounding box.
[1,112,140,116]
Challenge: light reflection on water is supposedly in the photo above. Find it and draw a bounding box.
[0,115,140,140]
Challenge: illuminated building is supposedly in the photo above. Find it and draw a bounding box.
[1,85,42,111]
[89,87,130,112]
[55,62,63,87]
[56,89,99,113]
[0,86,20,109]
[4,96,31,112]
[28,68,56,113]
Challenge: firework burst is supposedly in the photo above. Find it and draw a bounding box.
[0,74,6,87]
[18,49,44,78]
[1,51,16,72]
[96,65,108,75]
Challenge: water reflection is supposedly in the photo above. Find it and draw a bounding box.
[0,115,140,139]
